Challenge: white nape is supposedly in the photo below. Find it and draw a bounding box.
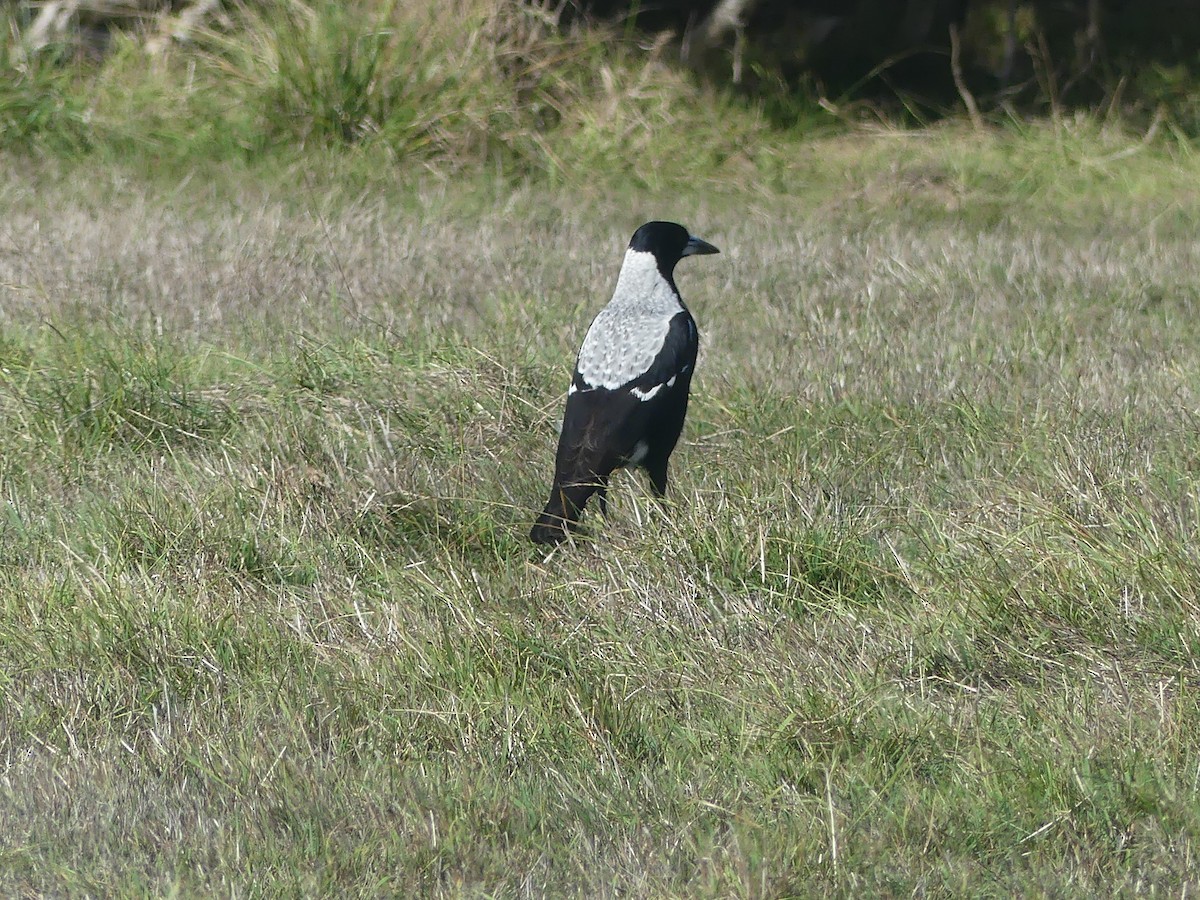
[575,248,682,390]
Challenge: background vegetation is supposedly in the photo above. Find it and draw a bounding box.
[3,1,1200,897]
[4,0,1200,168]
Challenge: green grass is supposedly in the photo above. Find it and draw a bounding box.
[4,122,1200,896]
[1,0,790,186]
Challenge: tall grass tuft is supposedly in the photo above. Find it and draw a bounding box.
[0,0,780,181]
[0,24,91,153]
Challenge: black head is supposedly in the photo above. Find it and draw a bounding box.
[627,221,719,279]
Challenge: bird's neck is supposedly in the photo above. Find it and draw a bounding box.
[609,249,681,313]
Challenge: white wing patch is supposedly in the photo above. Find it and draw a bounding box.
[629,383,663,402]
[575,249,684,390]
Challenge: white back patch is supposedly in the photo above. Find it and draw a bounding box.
[575,249,683,390]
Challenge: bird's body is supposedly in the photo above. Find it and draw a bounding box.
[531,221,718,545]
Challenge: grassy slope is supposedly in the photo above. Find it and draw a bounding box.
[3,125,1200,896]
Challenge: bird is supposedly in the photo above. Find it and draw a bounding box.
[531,221,719,545]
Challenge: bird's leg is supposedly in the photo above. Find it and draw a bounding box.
[646,461,669,499]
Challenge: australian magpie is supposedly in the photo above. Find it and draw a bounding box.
[530,221,719,545]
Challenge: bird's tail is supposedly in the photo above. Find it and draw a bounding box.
[530,481,594,545]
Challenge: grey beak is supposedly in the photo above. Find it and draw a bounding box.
[682,235,720,256]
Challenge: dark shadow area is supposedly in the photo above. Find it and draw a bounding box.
[567,0,1200,127]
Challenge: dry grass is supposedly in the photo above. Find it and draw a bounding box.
[3,127,1200,896]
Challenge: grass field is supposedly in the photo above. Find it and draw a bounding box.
[4,123,1200,896]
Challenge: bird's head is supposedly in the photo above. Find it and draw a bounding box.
[627,221,719,278]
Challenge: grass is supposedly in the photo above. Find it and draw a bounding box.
[1,0,789,185]
[3,123,1200,896]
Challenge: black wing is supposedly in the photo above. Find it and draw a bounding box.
[557,310,698,477]
[533,311,699,542]
[571,310,697,396]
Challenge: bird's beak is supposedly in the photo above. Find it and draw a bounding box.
[682,235,720,256]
